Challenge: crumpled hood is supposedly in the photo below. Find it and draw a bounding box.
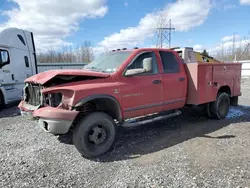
[25,69,110,85]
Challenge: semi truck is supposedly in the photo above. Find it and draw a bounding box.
[0,28,38,109]
[0,28,85,110]
[18,46,242,158]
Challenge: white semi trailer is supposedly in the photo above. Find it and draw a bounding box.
[0,28,85,110]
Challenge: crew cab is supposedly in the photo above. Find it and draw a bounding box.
[18,47,242,158]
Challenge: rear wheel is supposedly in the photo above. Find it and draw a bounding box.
[73,112,116,158]
[204,103,212,118]
[210,92,230,120]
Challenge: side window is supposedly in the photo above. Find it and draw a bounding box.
[0,49,10,68]
[126,52,159,75]
[17,35,26,46]
[24,56,29,67]
[159,51,180,73]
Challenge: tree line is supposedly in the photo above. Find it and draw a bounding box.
[37,40,94,63]
[37,38,250,64]
[214,43,250,61]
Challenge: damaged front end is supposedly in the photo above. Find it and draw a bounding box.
[18,71,109,134]
[19,82,79,134]
[22,82,63,108]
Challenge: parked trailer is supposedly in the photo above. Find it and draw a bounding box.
[238,60,250,78]
[37,63,86,73]
[224,60,250,78]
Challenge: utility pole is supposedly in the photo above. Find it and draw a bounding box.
[221,43,224,60]
[232,32,236,57]
[156,19,175,48]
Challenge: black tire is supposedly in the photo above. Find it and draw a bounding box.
[210,92,230,120]
[73,112,116,158]
[0,92,4,111]
[204,103,212,118]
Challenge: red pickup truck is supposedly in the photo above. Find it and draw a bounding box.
[18,47,242,158]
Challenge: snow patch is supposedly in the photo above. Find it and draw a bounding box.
[238,105,250,109]
[226,107,245,119]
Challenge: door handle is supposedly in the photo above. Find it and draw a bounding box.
[152,80,161,84]
[11,74,14,81]
[179,77,185,81]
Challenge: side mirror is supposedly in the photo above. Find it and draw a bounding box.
[124,57,153,76]
[0,50,10,68]
[142,57,153,72]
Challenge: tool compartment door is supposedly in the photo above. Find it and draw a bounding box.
[185,63,215,105]
[212,63,241,97]
[197,64,215,104]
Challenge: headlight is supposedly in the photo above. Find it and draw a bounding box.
[41,89,74,109]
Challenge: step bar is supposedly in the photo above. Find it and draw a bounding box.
[121,110,182,128]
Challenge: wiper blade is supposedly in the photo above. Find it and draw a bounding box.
[84,66,106,72]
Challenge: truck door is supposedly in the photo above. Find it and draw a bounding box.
[121,51,163,118]
[5,48,33,102]
[158,50,187,111]
[0,48,20,104]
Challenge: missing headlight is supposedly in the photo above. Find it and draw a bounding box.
[44,93,62,107]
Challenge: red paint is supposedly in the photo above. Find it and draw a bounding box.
[19,48,242,122]
[185,63,242,105]
[155,50,188,111]
[33,107,79,121]
[25,69,109,84]
[18,101,79,120]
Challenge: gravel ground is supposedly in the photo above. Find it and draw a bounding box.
[1,80,250,188]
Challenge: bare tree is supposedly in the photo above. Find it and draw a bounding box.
[80,40,94,63]
[214,34,250,61]
[37,40,95,63]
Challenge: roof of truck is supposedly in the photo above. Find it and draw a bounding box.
[108,47,179,53]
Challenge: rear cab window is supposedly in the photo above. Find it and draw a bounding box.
[159,51,180,73]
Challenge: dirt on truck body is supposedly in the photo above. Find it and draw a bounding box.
[18,47,242,158]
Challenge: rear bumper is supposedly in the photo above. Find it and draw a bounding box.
[19,101,79,134]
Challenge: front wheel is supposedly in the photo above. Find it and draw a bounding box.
[73,112,116,158]
[210,92,230,120]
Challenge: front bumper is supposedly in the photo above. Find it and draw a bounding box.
[19,101,79,134]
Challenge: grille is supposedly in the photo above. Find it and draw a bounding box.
[25,84,42,106]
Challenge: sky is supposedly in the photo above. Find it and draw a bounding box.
[0,0,249,55]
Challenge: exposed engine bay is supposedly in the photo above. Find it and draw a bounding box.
[24,75,105,108]
[43,75,104,87]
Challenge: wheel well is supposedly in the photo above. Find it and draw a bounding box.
[218,86,231,96]
[75,98,122,122]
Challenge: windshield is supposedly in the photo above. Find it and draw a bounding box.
[83,51,132,73]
